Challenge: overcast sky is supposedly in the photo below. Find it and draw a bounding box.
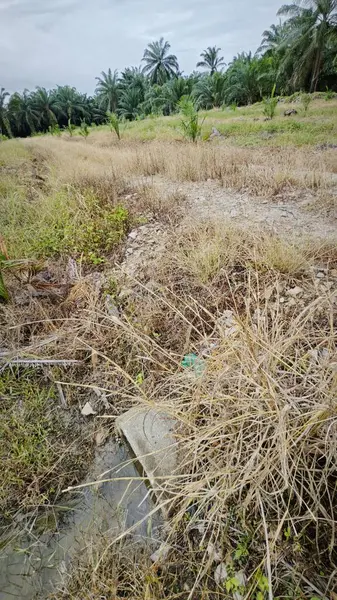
[0,0,283,94]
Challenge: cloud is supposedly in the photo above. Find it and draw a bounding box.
[0,0,282,93]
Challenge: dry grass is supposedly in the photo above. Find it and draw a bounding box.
[1,122,337,599]
[37,222,337,599]
[25,136,335,200]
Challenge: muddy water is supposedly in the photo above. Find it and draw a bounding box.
[0,441,160,599]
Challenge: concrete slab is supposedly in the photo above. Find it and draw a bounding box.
[116,406,178,501]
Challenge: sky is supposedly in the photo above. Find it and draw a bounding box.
[0,0,283,94]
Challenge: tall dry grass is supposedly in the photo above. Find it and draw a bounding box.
[25,136,333,199]
[35,223,337,599]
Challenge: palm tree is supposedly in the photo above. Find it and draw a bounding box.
[118,87,143,120]
[95,68,119,113]
[0,88,11,137]
[31,87,57,130]
[142,38,179,84]
[193,72,227,109]
[197,46,226,75]
[278,0,337,91]
[53,86,89,126]
[257,21,290,55]
[8,90,39,136]
[224,53,261,105]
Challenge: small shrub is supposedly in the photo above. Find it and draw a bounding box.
[324,87,335,100]
[178,97,204,142]
[263,84,278,119]
[107,112,121,140]
[301,92,312,114]
[65,119,76,137]
[48,124,61,137]
[79,120,90,140]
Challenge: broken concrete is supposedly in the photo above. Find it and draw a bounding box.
[116,406,178,504]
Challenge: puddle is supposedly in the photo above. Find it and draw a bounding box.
[0,441,160,599]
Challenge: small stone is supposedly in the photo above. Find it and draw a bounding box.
[280,297,286,303]
[286,286,303,296]
[95,429,108,446]
[81,402,96,416]
[105,294,119,318]
[128,230,138,240]
[316,271,325,279]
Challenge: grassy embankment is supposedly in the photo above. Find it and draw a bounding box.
[0,96,337,599]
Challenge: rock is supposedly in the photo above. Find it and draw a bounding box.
[209,127,222,139]
[286,286,303,296]
[316,271,325,279]
[128,230,138,240]
[105,294,119,318]
[214,563,228,585]
[95,429,109,446]
[81,402,96,416]
[284,109,298,116]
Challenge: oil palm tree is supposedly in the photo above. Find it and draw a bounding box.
[8,90,39,136]
[118,87,143,120]
[278,0,337,91]
[53,86,89,126]
[196,46,226,75]
[0,88,11,137]
[95,68,119,113]
[224,52,261,105]
[193,72,227,108]
[142,38,179,84]
[257,21,290,55]
[31,87,57,130]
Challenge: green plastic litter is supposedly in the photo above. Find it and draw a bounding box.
[181,353,206,376]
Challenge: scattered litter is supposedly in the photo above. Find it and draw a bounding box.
[214,563,228,585]
[207,541,223,562]
[181,353,206,376]
[81,402,96,416]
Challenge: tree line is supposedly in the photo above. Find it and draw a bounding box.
[1,0,336,138]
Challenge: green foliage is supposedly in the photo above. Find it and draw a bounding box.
[65,118,76,137]
[179,97,204,142]
[142,37,179,84]
[34,191,129,264]
[301,92,312,113]
[197,46,226,75]
[48,123,61,136]
[95,68,119,113]
[324,87,335,100]
[263,84,278,119]
[79,119,90,139]
[107,111,121,139]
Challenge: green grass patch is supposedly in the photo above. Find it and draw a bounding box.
[0,369,92,520]
[1,186,129,264]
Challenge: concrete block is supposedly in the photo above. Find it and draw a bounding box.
[116,406,178,502]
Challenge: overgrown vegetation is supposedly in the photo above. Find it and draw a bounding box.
[0,88,336,600]
[0,369,93,522]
